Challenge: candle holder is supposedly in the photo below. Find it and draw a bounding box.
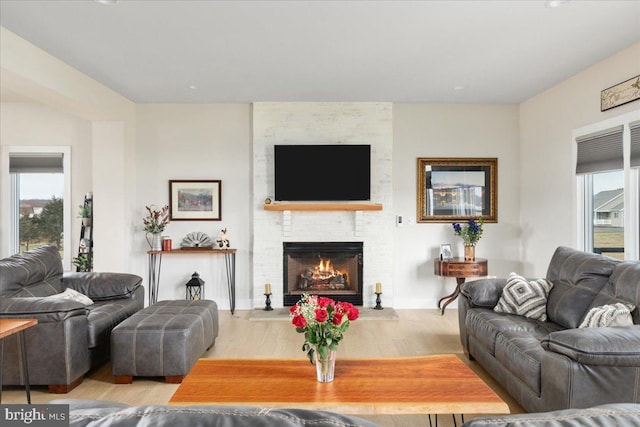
[264,293,273,311]
[374,292,383,310]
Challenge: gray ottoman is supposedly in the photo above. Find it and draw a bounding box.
[111,299,218,384]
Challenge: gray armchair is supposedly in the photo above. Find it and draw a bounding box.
[0,246,143,393]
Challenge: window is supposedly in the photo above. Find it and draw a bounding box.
[5,148,71,269]
[575,112,640,261]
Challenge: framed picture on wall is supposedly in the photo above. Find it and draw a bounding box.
[169,180,222,221]
[417,157,497,223]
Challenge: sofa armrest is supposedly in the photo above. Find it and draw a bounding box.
[0,297,87,323]
[541,326,640,366]
[460,278,507,308]
[63,272,143,301]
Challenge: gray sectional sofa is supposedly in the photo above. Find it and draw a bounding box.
[0,246,143,392]
[459,246,640,413]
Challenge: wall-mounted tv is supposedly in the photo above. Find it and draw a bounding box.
[274,144,371,201]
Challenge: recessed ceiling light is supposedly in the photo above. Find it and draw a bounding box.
[545,0,571,8]
[94,0,118,5]
[188,85,198,90]
[453,85,466,91]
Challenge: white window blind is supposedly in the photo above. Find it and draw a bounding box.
[631,121,640,168]
[575,126,624,174]
[9,153,64,173]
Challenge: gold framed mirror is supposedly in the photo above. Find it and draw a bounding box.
[417,157,497,223]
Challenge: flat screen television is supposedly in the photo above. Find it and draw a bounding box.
[274,144,371,201]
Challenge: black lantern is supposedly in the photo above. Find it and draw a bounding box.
[185,272,204,301]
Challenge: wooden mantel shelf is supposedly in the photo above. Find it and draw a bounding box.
[263,203,383,211]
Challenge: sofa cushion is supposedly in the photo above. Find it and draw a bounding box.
[466,308,564,356]
[495,331,545,395]
[0,245,64,298]
[579,303,635,328]
[494,273,553,321]
[545,247,619,329]
[86,299,143,348]
[587,262,640,324]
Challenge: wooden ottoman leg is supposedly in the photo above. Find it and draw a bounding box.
[114,375,133,384]
[165,375,184,384]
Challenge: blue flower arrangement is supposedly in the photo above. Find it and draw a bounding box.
[452,217,484,245]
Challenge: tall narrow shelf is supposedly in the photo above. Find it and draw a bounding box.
[77,193,93,272]
[263,203,383,211]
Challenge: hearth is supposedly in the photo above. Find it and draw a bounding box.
[283,242,363,306]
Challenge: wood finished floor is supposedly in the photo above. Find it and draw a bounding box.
[1,309,523,427]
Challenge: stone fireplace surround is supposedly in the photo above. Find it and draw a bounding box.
[252,102,394,309]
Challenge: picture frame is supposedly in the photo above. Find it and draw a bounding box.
[169,180,222,221]
[440,244,452,260]
[601,75,640,112]
[417,157,497,223]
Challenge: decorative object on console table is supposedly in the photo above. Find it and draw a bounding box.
[452,217,484,261]
[601,74,640,112]
[142,205,169,251]
[169,180,221,221]
[185,272,204,301]
[290,294,359,383]
[434,258,488,315]
[417,158,497,223]
[440,243,452,260]
[181,231,213,248]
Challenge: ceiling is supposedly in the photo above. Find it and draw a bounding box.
[1,0,639,104]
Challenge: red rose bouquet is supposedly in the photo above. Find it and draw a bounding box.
[290,294,359,364]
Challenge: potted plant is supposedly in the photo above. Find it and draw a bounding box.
[72,254,91,272]
[78,204,91,226]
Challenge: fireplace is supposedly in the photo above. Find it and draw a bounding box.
[283,242,363,306]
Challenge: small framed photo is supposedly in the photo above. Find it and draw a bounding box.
[440,244,452,260]
[169,180,222,221]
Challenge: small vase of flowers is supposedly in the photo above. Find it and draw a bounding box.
[452,217,484,260]
[290,294,359,382]
[143,205,170,250]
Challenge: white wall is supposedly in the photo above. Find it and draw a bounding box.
[519,41,640,276]
[393,104,521,307]
[0,102,92,266]
[134,104,251,309]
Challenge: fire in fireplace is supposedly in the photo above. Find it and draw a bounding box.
[283,242,363,306]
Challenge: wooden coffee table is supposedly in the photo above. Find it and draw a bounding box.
[169,354,509,416]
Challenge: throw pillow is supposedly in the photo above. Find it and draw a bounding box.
[579,303,635,328]
[494,272,554,321]
[45,288,94,306]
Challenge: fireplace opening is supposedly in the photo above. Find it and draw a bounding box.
[283,242,363,306]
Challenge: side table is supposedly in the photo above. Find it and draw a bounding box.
[434,258,488,315]
[0,318,38,403]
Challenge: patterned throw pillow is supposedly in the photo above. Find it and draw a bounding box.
[45,287,94,306]
[494,272,554,321]
[579,303,635,328]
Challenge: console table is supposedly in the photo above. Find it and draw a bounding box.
[434,258,488,315]
[147,249,237,313]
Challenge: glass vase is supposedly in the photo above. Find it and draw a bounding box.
[314,347,336,383]
[464,244,476,261]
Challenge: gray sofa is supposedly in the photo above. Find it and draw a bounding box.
[461,403,640,427]
[0,246,143,392]
[459,246,640,413]
[52,399,380,427]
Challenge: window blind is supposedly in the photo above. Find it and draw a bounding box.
[631,121,640,168]
[9,153,64,173]
[575,126,623,174]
